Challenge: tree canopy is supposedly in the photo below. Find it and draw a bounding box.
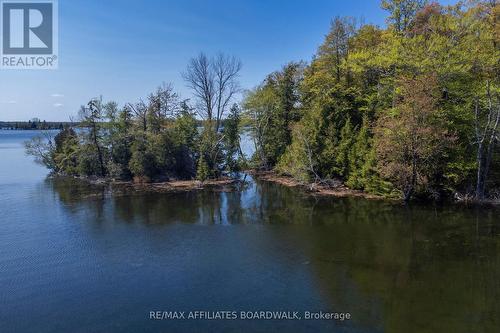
[245,0,500,201]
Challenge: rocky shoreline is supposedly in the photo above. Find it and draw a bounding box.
[249,170,386,201]
[249,170,500,206]
[51,174,244,195]
[51,171,500,206]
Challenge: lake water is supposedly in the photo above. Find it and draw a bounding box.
[0,130,499,333]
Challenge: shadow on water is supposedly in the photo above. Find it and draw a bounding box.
[44,175,500,333]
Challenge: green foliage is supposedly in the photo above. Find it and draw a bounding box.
[223,104,243,173]
[375,74,456,200]
[128,133,158,181]
[25,84,240,182]
[196,155,210,181]
[335,118,354,178]
[347,116,371,189]
[246,0,500,200]
[24,1,500,201]
[24,133,56,170]
[381,0,428,33]
[170,109,199,178]
[53,127,79,175]
[196,121,223,178]
[244,62,303,169]
[106,105,133,180]
[172,109,198,149]
[276,122,315,182]
[77,98,108,177]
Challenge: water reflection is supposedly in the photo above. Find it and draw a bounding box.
[46,175,500,332]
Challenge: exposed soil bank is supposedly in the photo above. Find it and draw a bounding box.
[249,170,385,201]
[57,175,243,194]
[54,172,500,206]
[250,170,500,206]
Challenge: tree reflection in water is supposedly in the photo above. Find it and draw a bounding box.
[48,176,500,333]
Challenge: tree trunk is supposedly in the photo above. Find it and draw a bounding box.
[477,138,497,201]
[474,82,499,200]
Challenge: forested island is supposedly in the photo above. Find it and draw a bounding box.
[26,0,499,203]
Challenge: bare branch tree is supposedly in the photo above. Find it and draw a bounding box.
[183,52,241,132]
[183,53,215,122]
[213,53,242,131]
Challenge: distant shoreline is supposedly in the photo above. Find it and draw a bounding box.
[0,121,78,130]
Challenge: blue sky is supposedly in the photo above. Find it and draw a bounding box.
[0,0,455,121]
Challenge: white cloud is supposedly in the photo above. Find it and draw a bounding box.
[51,93,64,98]
[1,100,17,104]
[53,103,64,107]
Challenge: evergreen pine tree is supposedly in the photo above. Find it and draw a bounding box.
[347,115,370,189]
[334,118,354,177]
[196,155,210,181]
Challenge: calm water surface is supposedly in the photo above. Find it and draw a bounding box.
[0,130,499,333]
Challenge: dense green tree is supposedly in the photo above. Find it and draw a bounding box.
[335,118,355,178]
[53,127,79,175]
[25,84,217,182]
[347,115,371,189]
[197,122,223,178]
[25,2,500,201]
[78,98,107,176]
[105,103,133,180]
[223,104,243,173]
[196,155,210,181]
[146,83,180,134]
[171,106,199,178]
[247,0,500,201]
[128,132,158,181]
[244,62,303,169]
